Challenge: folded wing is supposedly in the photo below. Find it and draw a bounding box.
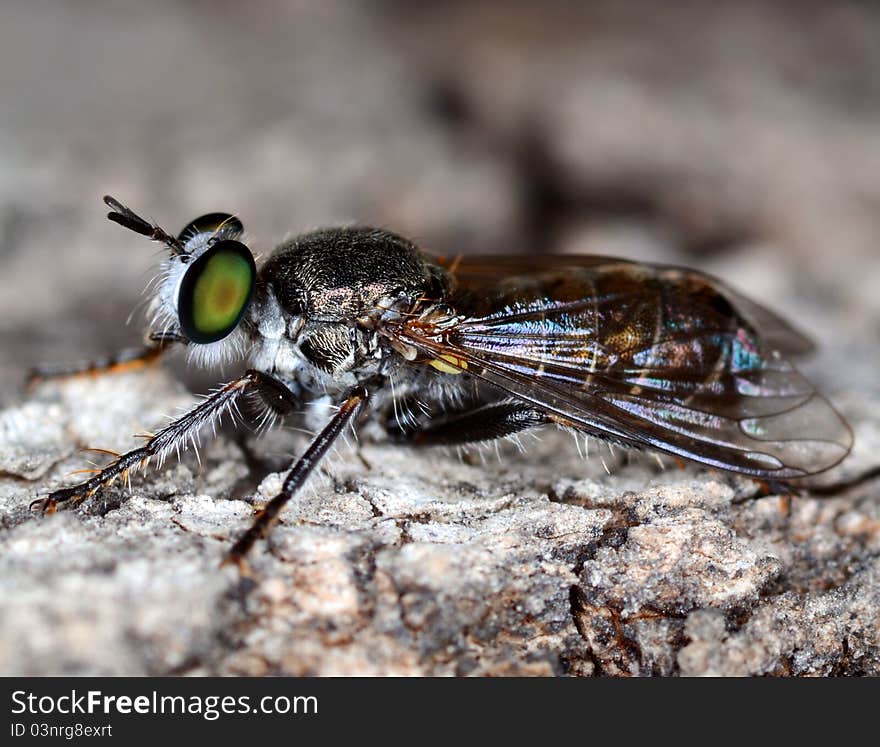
[389,256,851,478]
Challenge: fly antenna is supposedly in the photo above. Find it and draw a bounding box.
[103,195,187,256]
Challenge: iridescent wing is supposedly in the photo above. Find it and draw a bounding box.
[436,254,816,356]
[386,256,851,478]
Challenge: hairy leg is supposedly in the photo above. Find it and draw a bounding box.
[31,369,293,513]
[395,398,548,446]
[225,387,368,571]
[25,334,180,388]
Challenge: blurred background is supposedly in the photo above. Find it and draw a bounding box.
[0,0,877,405]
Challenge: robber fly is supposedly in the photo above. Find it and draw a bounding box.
[29,196,853,571]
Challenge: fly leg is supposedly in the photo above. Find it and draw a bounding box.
[30,369,289,513]
[395,398,548,446]
[224,387,368,572]
[249,370,300,417]
[25,333,180,388]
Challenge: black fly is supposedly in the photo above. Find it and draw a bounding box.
[28,197,853,571]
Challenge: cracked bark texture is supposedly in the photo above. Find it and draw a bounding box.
[1,0,879,676]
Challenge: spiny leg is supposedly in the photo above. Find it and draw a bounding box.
[395,398,548,446]
[250,370,300,417]
[31,369,293,513]
[224,387,369,571]
[25,334,179,388]
[231,373,303,471]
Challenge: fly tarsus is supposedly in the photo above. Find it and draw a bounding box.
[25,341,172,389]
[223,387,369,572]
[28,370,287,517]
[30,447,151,513]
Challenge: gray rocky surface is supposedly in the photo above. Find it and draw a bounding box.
[0,0,878,676]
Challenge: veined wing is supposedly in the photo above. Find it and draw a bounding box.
[435,253,815,356]
[391,259,851,478]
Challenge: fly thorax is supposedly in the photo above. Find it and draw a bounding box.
[247,290,301,375]
[299,323,355,375]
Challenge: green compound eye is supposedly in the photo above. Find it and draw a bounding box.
[178,212,243,246]
[177,240,256,344]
